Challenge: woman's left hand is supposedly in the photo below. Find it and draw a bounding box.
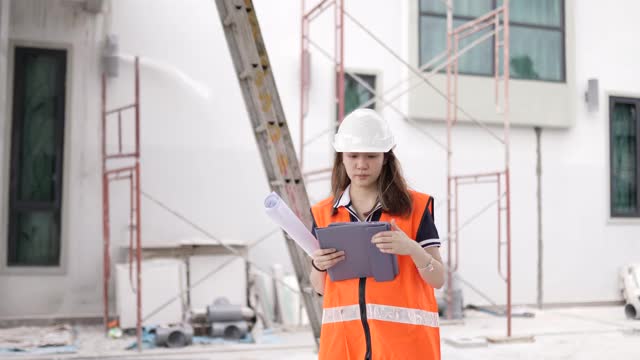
[371,219,419,256]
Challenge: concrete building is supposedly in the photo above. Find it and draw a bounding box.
[1,0,639,321]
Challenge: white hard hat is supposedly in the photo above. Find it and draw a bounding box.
[332,109,395,153]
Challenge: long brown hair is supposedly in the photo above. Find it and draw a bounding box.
[331,150,412,216]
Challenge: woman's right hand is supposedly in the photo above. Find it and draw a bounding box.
[312,248,345,271]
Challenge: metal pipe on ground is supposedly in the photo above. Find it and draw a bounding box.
[209,321,249,339]
[625,303,639,319]
[155,324,194,348]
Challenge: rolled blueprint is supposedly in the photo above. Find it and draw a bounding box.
[264,192,319,256]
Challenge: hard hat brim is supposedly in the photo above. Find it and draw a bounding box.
[332,143,395,153]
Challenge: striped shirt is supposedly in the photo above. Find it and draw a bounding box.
[312,185,440,249]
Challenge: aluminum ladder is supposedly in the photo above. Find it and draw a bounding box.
[214,0,323,343]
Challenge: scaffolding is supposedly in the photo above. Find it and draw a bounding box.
[100,2,326,348]
[99,55,314,348]
[101,57,143,349]
[299,0,514,336]
[300,0,344,178]
[446,1,513,336]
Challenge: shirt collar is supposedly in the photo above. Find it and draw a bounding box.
[333,184,383,215]
[333,184,353,209]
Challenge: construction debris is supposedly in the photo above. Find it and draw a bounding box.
[443,336,488,348]
[619,263,640,319]
[0,324,76,354]
[486,334,535,344]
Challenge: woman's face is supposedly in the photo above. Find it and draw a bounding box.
[342,152,384,189]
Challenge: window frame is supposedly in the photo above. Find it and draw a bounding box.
[609,96,640,218]
[336,69,380,122]
[7,46,67,267]
[418,0,566,82]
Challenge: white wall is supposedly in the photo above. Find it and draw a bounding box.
[541,0,640,304]
[0,0,106,318]
[2,0,639,319]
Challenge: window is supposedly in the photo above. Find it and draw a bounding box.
[419,0,565,82]
[610,97,640,217]
[8,47,67,266]
[339,72,377,120]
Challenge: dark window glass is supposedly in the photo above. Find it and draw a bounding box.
[610,98,639,217]
[8,47,66,266]
[419,0,565,81]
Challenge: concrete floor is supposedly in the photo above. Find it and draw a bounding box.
[7,305,640,360]
[440,305,640,360]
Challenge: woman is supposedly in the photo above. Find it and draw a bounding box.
[310,109,444,360]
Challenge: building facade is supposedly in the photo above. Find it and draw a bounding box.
[1,0,639,320]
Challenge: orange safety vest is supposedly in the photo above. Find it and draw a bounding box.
[312,190,440,360]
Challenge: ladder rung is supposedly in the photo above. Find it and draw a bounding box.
[223,12,235,27]
[301,286,315,294]
[239,69,253,80]
[272,178,302,185]
[270,180,284,187]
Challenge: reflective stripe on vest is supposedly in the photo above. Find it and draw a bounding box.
[323,304,440,328]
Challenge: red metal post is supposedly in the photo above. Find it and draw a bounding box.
[135,57,141,157]
[300,0,306,169]
[129,172,135,290]
[445,0,453,320]
[498,172,505,280]
[101,73,110,333]
[335,0,344,123]
[454,178,459,272]
[494,11,500,108]
[133,56,143,350]
[453,35,459,126]
[118,112,123,154]
[135,163,143,351]
[503,0,512,338]
[102,174,110,331]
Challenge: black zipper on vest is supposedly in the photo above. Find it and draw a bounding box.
[359,277,372,360]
